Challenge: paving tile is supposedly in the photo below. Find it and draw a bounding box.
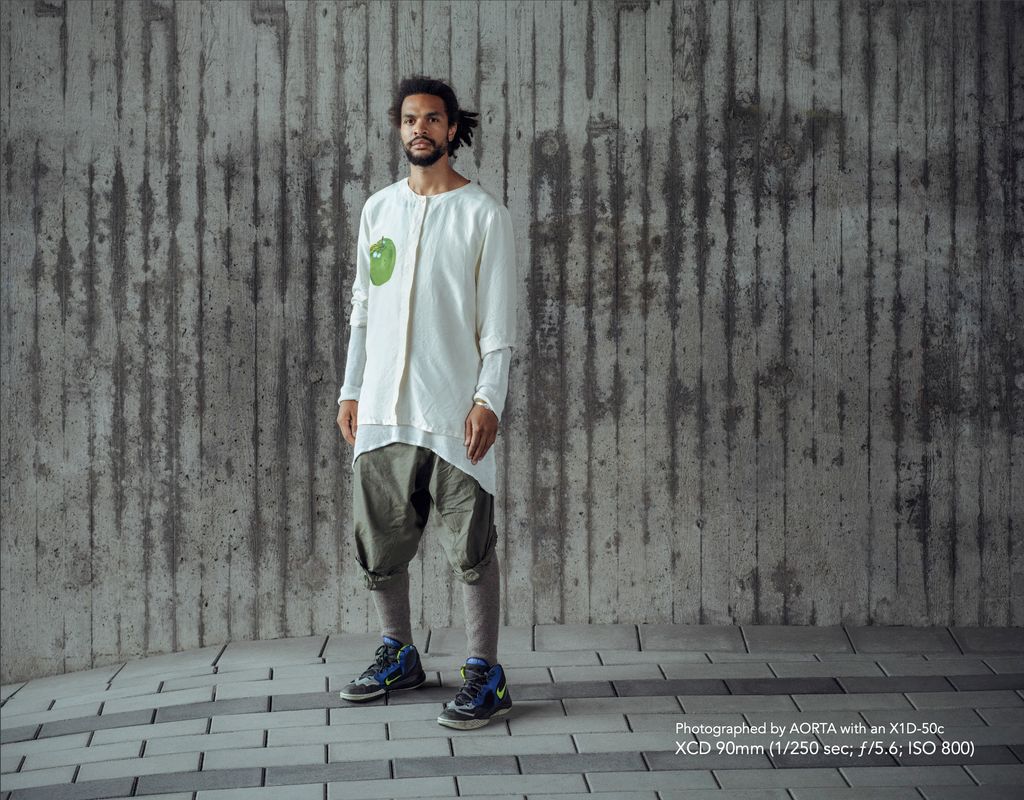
[742,626,853,654]
[840,764,974,786]
[585,770,718,792]
[529,792,658,800]
[77,751,200,782]
[0,694,53,717]
[598,650,709,665]
[846,627,960,655]
[271,692,349,712]
[0,755,21,774]
[196,785,323,800]
[91,718,209,745]
[977,707,1024,725]
[0,765,76,791]
[120,794,193,800]
[714,767,847,787]
[741,710,865,730]
[573,731,677,753]
[563,696,681,715]
[392,754,519,778]
[507,713,628,736]
[769,661,886,678]
[1,733,91,759]
[328,737,449,762]
[948,674,1024,692]
[2,777,136,800]
[457,774,588,796]
[985,657,1024,674]
[161,667,272,693]
[877,658,993,676]
[8,665,123,698]
[499,651,601,668]
[135,767,263,795]
[271,663,346,681]
[103,687,214,715]
[917,787,1024,800]
[941,724,1024,745]
[1,684,27,702]
[520,751,646,774]
[330,703,444,725]
[203,743,325,770]
[144,729,265,756]
[534,624,638,652]
[908,690,1024,709]
[638,624,747,653]
[964,763,1024,783]
[215,636,328,669]
[215,677,327,701]
[0,726,40,745]
[793,693,913,712]
[614,679,729,698]
[643,749,773,771]
[38,709,155,739]
[838,676,954,694]
[656,791,792,800]
[327,775,456,798]
[22,740,141,770]
[660,663,775,680]
[628,712,747,733]
[388,718,506,739]
[951,627,1024,655]
[266,761,389,785]
[453,733,575,757]
[266,722,387,746]
[155,696,270,724]
[1,703,103,729]
[425,626,534,655]
[514,681,614,701]
[48,682,165,711]
[789,790,923,799]
[549,663,663,682]
[709,652,821,663]
[727,677,843,695]
[678,695,798,713]
[114,648,222,682]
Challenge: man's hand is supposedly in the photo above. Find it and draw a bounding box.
[338,400,358,446]
[465,403,498,465]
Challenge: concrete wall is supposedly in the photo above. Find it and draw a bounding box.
[1,0,1021,684]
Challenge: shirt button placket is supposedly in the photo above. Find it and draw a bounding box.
[393,195,428,414]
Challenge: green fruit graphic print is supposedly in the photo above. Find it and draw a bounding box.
[369,236,396,286]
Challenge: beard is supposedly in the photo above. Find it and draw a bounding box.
[403,136,448,167]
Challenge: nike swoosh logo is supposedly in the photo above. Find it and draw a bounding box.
[386,673,401,685]
[497,683,506,699]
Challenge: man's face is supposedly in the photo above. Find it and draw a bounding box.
[400,93,456,168]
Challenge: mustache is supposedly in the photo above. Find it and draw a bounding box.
[410,137,435,146]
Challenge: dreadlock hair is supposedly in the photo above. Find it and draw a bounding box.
[387,75,479,157]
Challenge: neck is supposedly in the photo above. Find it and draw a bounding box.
[407,159,469,196]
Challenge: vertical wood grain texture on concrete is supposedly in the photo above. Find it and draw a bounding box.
[1,0,1020,683]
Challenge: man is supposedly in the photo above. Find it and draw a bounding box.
[336,76,516,730]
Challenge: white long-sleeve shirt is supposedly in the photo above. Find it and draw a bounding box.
[338,178,517,495]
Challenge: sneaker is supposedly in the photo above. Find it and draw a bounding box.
[339,637,426,702]
[437,658,512,729]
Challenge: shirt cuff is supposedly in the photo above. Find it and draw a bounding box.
[473,347,511,421]
[338,324,367,405]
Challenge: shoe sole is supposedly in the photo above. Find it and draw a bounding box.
[436,703,512,730]
[339,673,427,702]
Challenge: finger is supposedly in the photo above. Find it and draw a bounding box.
[465,414,473,447]
[469,423,485,463]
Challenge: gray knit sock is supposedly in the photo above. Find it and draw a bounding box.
[462,556,500,666]
[371,571,414,647]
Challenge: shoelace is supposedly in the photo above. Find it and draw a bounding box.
[361,643,399,678]
[453,665,490,705]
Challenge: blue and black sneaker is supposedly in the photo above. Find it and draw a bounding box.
[437,658,513,729]
[339,637,426,702]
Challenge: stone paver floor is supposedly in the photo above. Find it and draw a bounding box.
[1,625,1022,799]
